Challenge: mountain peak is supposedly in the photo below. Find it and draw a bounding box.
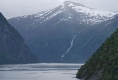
[9,1,117,25]
[63,1,86,7]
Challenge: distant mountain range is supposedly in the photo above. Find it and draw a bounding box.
[8,1,118,63]
[0,12,38,64]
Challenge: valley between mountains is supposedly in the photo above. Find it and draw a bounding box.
[0,1,118,80]
[8,1,118,63]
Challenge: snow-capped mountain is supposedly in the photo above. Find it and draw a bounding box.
[8,1,118,63]
[13,1,116,25]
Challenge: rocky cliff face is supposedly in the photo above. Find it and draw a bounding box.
[76,15,118,80]
[0,12,38,64]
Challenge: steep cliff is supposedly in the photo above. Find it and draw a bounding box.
[0,12,38,64]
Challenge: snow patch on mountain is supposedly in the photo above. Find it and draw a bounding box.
[40,7,65,24]
[68,3,74,7]
[72,6,115,17]
[40,1,117,25]
[65,2,117,24]
[54,18,66,26]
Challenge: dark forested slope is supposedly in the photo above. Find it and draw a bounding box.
[76,29,118,80]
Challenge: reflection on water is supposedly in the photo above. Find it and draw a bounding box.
[0,63,83,80]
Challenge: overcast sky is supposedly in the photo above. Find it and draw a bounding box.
[0,0,118,19]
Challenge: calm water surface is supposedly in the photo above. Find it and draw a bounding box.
[0,63,83,80]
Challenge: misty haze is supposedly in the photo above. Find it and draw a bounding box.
[0,0,118,80]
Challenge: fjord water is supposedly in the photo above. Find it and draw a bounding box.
[0,63,83,80]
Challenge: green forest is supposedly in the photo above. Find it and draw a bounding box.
[77,29,118,80]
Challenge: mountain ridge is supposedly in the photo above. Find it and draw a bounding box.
[9,1,117,25]
[8,1,118,63]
